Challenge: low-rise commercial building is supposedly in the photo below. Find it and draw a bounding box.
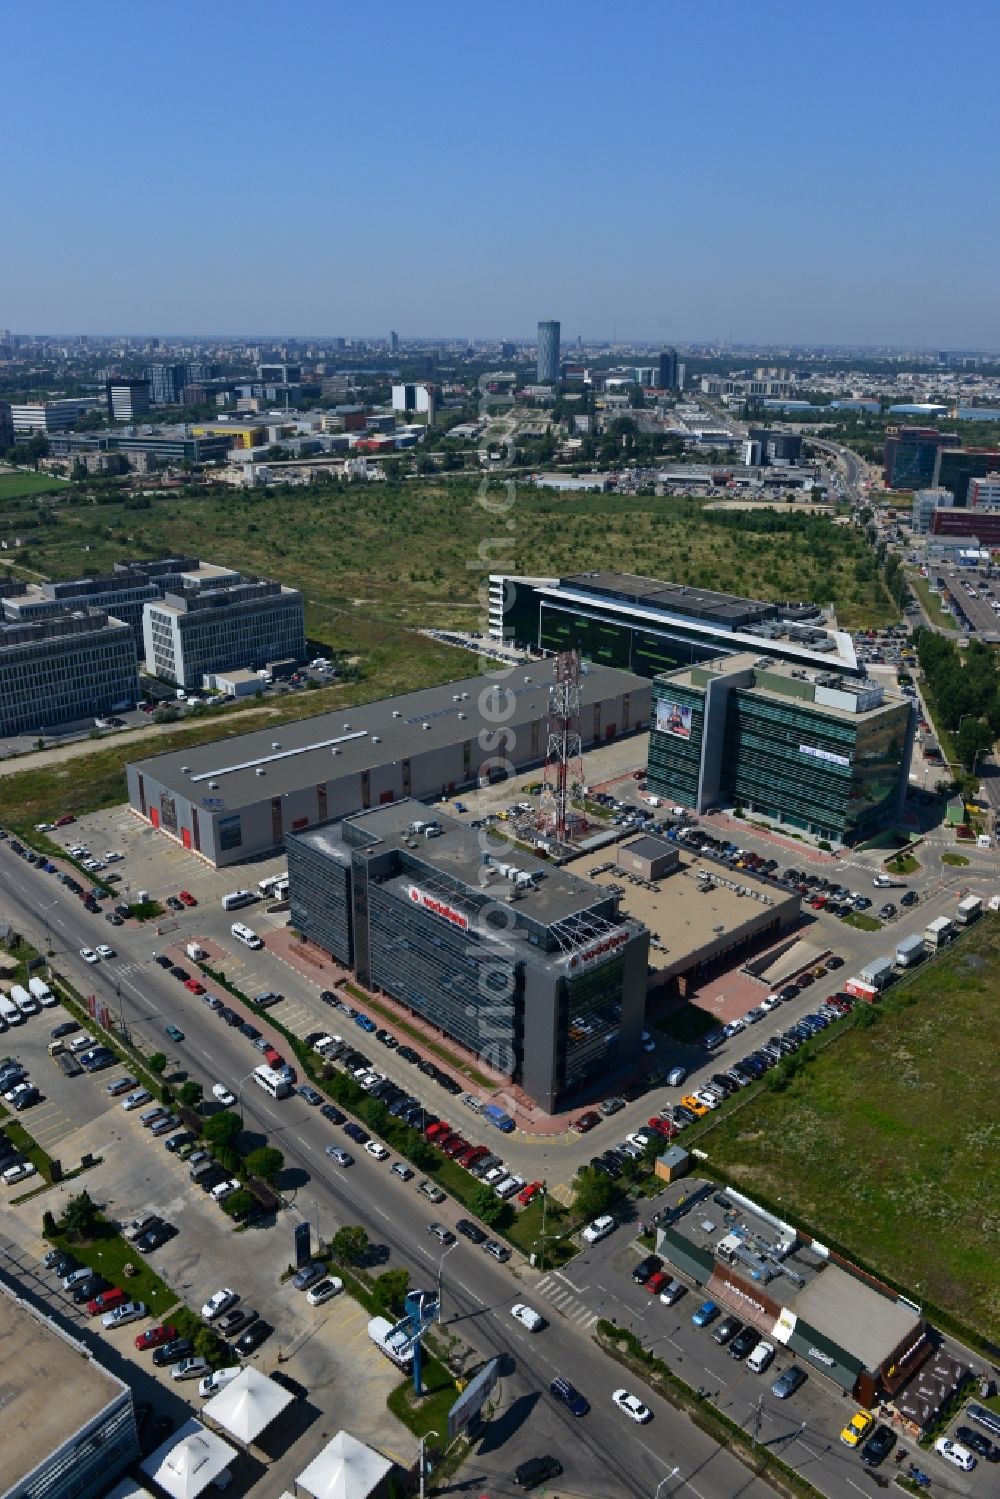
[656,1183,929,1405]
[287,799,649,1111]
[646,653,915,845]
[142,577,305,690]
[0,1281,139,1499]
[126,663,649,865]
[568,835,799,1000]
[0,609,137,735]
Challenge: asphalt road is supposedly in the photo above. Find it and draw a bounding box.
[0,852,775,1499]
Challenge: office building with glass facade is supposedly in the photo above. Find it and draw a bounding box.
[0,609,137,735]
[142,577,305,689]
[647,653,915,845]
[287,799,648,1112]
[883,427,959,490]
[490,570,858,679]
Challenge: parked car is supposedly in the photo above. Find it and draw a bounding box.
[771,1366,807,1399]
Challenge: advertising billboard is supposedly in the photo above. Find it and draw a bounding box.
[447,1357,501,1440]
[407,883,469,931]
[656,700,693,740]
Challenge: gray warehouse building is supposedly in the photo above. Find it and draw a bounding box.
[288,799,649,1111]
[127,663,650,866]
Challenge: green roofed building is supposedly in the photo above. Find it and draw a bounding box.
[647,652,915,846]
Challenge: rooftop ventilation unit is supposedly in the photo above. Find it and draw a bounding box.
[181,766,190,774]
[457,711,466,720]
[422,722,431,730]
[255,767,265,776]
[393,710,402,718]
[371,735,381,743]
[209,780,219,789]
[272,742,280,750]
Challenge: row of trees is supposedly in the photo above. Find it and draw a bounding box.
[914,628,999,770]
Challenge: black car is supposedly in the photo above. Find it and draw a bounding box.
[860,1424,896,1467]
[955,1425,1000,1461]
[152,1337,193,1367]
[900,890,919,908]
[136,1223,174,1252]
[632,1254,663,1285]
[154,953,172,968]
[514,1455,563,1490]
[166,896,185,911]
[169,966,189,981]
[397,1045,420,1063]
[320,1103,346,1125]
[50,1253,79,1278]
[713,1315,743,1346]
[456,1218,487,1244]
[165,1131,196,1153]
[72,1274,110,1304]
[239,1022,261,1041]
[13,1086,40,1111]
[319,989,339,1007]
[217,1007,237,1025]
[218,1306,257,1337]
[729,1325,759,1359]
[236,1319,272,1354]
[116,903,133,919]
[105,911,124,926]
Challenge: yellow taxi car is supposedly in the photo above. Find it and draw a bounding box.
[680,1094,709,1118]
[839,1410,874,1448]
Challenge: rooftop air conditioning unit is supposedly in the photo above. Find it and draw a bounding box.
[422,722,431,730]
[331,747,340,755]
[457,712,466,720]
[209,780,219,789]
[272,742,280,750]
[392,710,401,718]
[372,735,381,743]
[255,767,265,776]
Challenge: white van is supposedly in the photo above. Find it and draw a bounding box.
[747,1340,775,1374]
[28,977,56,1007]
[10,985,39,1017]
[231,922,263,950]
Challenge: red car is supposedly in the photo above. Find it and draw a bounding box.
[135,1322,178,1351]
[573,1111,600,1134]
[264,1046,283,1068]
[645,1271,671,1296]
[87,1287,127,1316]
[178,891,197,907]
[426,1120,451,1140]
[55,814,76,827]
[184,978,205,994]
[647,1117,677,1138]
[517,1180,543,1206]
[460,1145,489,1169]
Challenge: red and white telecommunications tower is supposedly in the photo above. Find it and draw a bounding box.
[537,650,585,842]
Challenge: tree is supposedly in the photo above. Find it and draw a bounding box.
[956,715,993,773]
[61,1190,99,1243]
[407,1137,435,1171]
[245,1146,284,1184]
[194,1325,224,1363]
[466,1183,505,1226]
[178,1080,203,1108]
[573,1167,616,1222]
[374,1267,410,1315]
[147,1052,167,1075]
[222,1189,255,1220]
[203,1110,242,1148]
[331,1224,369,1265]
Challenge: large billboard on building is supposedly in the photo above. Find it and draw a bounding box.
[656,700,692,740]
[407,883,469,931]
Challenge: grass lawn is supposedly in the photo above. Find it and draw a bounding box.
[885,853,920,875]
[386,1351,460,1439]
[701,918,1000,1338]
[0,471,69,500]
[504,1195,577,1268]
[942,852,970,867]
[0,1115,54,1181]
[842,911,883,932]
[46,1215,176,1316]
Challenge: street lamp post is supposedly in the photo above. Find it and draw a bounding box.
[654,1467,680,1498]
[436,1241,458,1323]
[236,1068,258,1127]
[418,1428,439,1499]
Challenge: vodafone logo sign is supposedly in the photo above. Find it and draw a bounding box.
[567,928,629,971]
[407,883,469,932]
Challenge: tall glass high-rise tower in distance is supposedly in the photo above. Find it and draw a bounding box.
[537,319,560,384]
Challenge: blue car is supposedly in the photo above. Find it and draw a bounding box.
[550,1377,590,1416]
[692,1300,720,1327]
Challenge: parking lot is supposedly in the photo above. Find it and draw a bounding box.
[930,565,1000,641]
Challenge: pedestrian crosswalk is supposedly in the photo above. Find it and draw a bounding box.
[534,1273,599,1329]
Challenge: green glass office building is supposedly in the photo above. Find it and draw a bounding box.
[647,654,915,845]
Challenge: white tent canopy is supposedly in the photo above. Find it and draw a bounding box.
[140,1419,238,1499]
[202,1365,294,1444]
[296,1431,392,1499]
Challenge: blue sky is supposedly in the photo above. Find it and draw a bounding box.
[5,0,998,345]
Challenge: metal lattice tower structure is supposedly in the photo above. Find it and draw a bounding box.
[537,650,584,842]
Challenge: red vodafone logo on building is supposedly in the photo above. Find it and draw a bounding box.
[407,883,469,932]
[567,928,629,971]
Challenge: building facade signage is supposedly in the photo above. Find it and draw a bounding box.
[808,1346,836,1367]
[407,883,469,931]
[799,743,850,768]
[567,928,629,972]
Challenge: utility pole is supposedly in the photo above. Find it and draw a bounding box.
[418,1428,439,1499]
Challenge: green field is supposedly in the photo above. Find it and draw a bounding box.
[0,471,69,501]
[699,919,1000,1339]
[3,480,896,634]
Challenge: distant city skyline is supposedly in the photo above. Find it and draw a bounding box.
[4,1,999,345]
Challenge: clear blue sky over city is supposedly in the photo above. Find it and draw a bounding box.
[5,0,998,345]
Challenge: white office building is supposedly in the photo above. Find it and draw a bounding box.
[142,577,305,689]
[10,399,95,434]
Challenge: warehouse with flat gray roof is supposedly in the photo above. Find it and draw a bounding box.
[126,662,650,866]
